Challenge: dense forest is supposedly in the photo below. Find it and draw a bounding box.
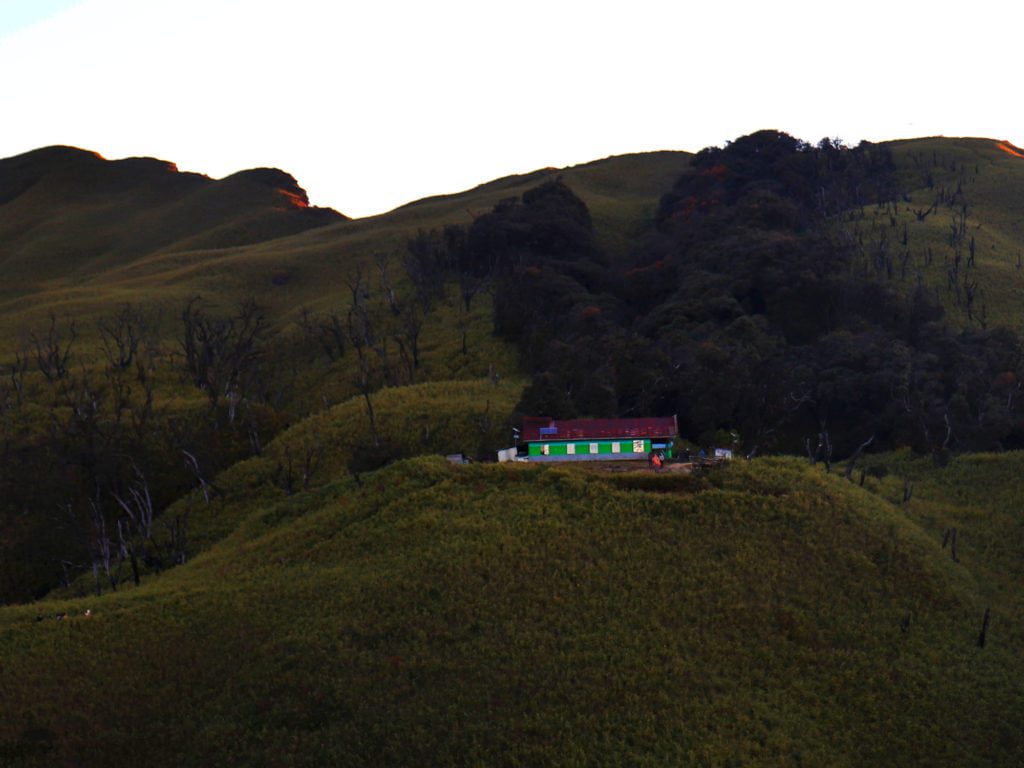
[422,130,1024,459]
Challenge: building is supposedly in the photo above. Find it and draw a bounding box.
[520,416,679,462]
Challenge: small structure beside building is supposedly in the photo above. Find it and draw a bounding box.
[496,447,519,463]
[520,416,679,462]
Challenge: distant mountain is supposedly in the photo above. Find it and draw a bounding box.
[0,145,345,291]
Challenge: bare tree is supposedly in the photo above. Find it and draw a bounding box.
[112,466,159,576]
[317,312,346,361]
[375,254,401,316]
[913,199,937,221]
[344,264,392,444]
[393,303,423,384]
[347,307,381,447]
[30,312,76,382]
[977,607,990,648]
[97,303,146,371]
[116,517,141,587]
[182,449,220,503]
[819,430,833,472]
[57,497,113,596]
[87,493,123,593]
[1,352,27,409]
[296,306,346,362]
[963,277,979,323]
[162,504,190,566]
[276,436,324,495]
[404,229,449,312]
[843,434,875,480]
[180,297,269,421]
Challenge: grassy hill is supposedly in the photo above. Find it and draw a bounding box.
[1,144,695,602]
[865,137,1024,329]
[1,450,1021,766]
[0,146,343,294]
[2,135,1024,765]
[0,147,692,348]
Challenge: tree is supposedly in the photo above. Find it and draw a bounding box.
[180,297,269,421]
[345,265,384,446]
[97,303,147,371]
[29,312,76,382]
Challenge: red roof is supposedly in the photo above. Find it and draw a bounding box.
[521,415,678,442]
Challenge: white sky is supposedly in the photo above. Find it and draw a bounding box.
[0,0,1020,218]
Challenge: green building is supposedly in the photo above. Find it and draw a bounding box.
[520,416,678,462]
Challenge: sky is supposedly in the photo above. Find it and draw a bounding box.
[0,0,1020,218]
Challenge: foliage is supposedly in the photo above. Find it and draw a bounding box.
[477,132,1024,461]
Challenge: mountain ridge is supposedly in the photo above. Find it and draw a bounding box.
[0,145,346,290]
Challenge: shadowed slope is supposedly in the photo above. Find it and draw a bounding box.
[0,146,345,291]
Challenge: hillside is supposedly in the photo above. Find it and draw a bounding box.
[0,147,692,344]
[1,451,1021,766]
[873,137,1024,328]
[0,143,696,603]
[2,137,1022,343]
[1,134,1024,765]
[0,146,344,297]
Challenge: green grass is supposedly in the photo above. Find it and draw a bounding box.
[2,454,1021,766]
[861,137,1024,330]
[175,374,527,554]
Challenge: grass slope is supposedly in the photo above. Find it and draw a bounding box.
[0,147,343,289]
[6,136,1024,352]
[2,136,1023,766]
[1,454,1021,766]
[176,375,527,554]
[0,148,691,351]
[871,137,1024,329]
